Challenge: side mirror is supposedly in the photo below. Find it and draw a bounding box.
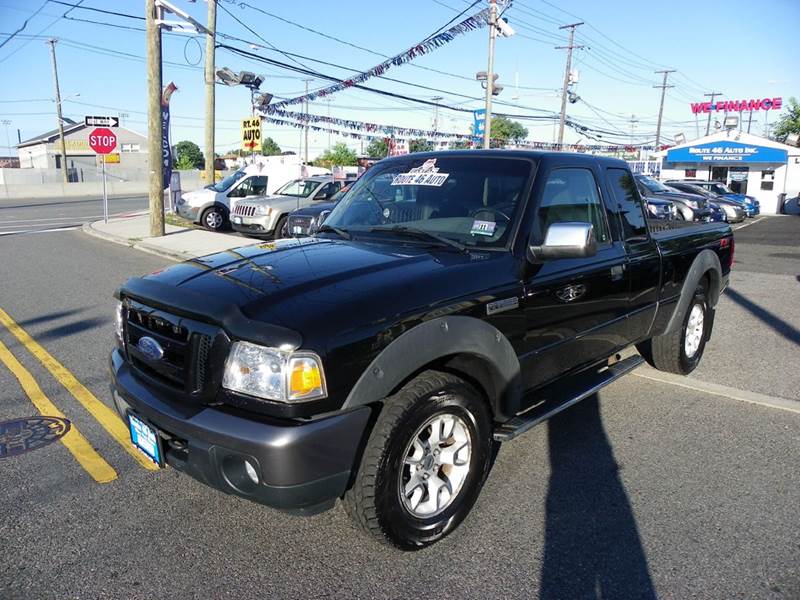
[528,222,597,263]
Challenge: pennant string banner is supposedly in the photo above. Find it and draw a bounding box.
[266,8,491,111]
[261,114,662,151]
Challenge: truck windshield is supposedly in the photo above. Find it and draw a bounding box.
[708,183,732,194]
[638,175,672,193]
[276,179,324,197]
[208,170,246,192]
[322,156,533,248]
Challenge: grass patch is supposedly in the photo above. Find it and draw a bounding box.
[165,213,198,229]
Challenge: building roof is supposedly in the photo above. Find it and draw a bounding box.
[654,131,799,158]
[17,118,82,148]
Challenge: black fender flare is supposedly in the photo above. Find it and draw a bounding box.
[664,248,722,335]
[342,316,523,422]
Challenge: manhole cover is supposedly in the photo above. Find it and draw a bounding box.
[0,416,71,457]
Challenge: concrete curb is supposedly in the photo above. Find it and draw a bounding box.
[81,220,190,262]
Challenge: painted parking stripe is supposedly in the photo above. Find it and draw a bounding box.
[0,340,118,483]
[0,307,159,471]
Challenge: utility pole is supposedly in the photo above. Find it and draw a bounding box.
[431,96,443,133]
[146,0,164,237]
[629,114,638,144]
[47,39,68,183]
[704,91,722,136]
[482,0,498,149]
[1,120,11,157]
[204,0,216,182]
[556,22,583,148]
[325,97,333,151]
[744,109,755,134]
[303,78,312,164]
[653,69,675,148]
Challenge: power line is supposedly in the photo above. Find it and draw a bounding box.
[0,0,84,64]
[0,0,50,49]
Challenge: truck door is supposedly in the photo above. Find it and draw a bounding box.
[519,165,630,392]
[605,167,660,342]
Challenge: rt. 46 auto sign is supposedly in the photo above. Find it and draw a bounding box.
[241,116,262,151]
[88,127,117,155]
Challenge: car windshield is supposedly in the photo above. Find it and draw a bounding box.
[208,170,246,192]
[638,175,671,193]
[322,156,533,249]
[708,182,732,194]
[276,178,325,197]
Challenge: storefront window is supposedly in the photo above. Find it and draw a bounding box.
[761,169,775,191]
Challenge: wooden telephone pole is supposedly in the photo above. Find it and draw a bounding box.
[653,69,675,148]
[556,22,584,147]
[146,0,164,237]
[204,0,216,184]
[47,39,68,184]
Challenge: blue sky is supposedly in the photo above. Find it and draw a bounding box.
[1,0,798,159]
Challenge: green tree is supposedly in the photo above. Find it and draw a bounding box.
[316,142,357,168]
[409,138,434,153]
[261,136,282,156]
[772,97,800,141]
[175,140,204,169]
[365,138,388,159]
[490,116,528,148]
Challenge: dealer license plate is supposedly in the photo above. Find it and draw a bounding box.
[233,216,242,224]
[127,412,163,467]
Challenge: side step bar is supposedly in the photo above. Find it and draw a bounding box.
[493,355,644,442]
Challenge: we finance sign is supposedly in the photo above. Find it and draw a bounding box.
[690,97,782,114]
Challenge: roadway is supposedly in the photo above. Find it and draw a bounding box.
[0,194,148,236]
[0,213,797,599]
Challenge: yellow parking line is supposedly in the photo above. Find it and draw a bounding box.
[0,340,118,483]
[0,306,159,471]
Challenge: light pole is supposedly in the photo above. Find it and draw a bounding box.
[477,1,514,148]
[1,120,12,157]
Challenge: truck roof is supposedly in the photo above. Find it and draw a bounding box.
[375,148,631,169]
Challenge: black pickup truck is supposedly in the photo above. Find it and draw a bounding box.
[110,151,732,550]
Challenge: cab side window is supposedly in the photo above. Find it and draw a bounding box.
[538,168,610,243]
[233,176,268,197]
[607,168,647,241]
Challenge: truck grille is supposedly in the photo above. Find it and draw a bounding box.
[286,215,312,235]
[233,204,257,217]
[124,300,222,398]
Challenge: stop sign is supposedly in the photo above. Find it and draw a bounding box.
[88,127,117,154]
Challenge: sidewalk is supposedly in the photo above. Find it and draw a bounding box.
[83,212,259,262]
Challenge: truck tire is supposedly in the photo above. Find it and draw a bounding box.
[272,215,287,239]
[201,206,226,231]
[343,370,492,550]
[637,280,709,375]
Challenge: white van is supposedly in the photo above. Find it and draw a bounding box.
[176,157,330,231]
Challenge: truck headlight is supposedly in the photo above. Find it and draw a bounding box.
[114,300,124,342]
[255,205,271,216]
[222,341,327,402]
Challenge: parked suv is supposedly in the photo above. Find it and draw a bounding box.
[666,180,759,217]
[633,174,711,221]
[286,183,352,236]
[231,176,347,238]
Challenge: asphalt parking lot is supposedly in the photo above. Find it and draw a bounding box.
[0,215,798,600]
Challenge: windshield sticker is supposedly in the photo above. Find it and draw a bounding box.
[391,158,450,187]
[470,220,496,236]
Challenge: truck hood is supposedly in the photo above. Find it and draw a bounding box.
[237,194,307,208]
[181,188,216,206]
[140,237,511,349]
[291,201,337,217]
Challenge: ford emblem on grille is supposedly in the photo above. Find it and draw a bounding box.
[137,336,164,361]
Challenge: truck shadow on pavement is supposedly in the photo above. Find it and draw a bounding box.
[725,287,800,346]
[539,394,656,600]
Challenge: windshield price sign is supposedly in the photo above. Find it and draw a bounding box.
[241,116,262,151]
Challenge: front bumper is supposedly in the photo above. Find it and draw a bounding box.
[177,203,200,222]
[110,349,371,514]
[230,214,275,235]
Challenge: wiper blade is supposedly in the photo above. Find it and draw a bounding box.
[369,225,467,252]
[316,224,351,240]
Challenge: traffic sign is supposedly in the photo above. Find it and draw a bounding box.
[241,116,262,151]
[88,128,117,154]
[85,115,119,128]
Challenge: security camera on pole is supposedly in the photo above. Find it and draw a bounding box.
[478,0,514,149]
